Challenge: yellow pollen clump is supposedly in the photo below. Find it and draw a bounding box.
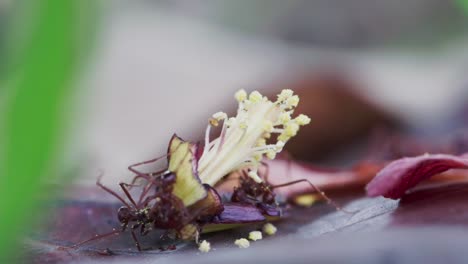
[278,133,290,143]
[256,138,266,147]
[279,112,291,124]
[277,89,293,102]
[294,194,320,207]
[263,120,274,133]
[212,112,227,120]
[262,223,277,236]
[285,122,299,137]
[249,91,263,103]
[248,231,263,241]
[295,114,311,125]
[234,238,250,249]
[266,150,276,160]
[235,89,247,102]
[198,240,211,253]
[287,95,300,108]
[253,154,262,162]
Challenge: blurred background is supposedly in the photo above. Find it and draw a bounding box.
[77,0,468,184]
[1,0,468,260]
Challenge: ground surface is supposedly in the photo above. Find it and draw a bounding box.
[30,182,468,263]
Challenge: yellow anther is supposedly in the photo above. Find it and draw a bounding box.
[277,89,293,102]
[278,133,290,142]
[285,122,299,137]
[266,150,276,160]
[253,154,263,162]
[287,95,299,108]
[249,91,263,103]
[279,112,291,124]
[235,89,248,102]
[263,120,274,133]
[212,112,227,120]
[295,114,311,125]
[256,138,266,147]
[209,118,219,127]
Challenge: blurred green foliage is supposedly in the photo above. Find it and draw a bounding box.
[0,0,96,259]
[458,0,468,15]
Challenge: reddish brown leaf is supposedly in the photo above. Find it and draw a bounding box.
[366,154,468,199]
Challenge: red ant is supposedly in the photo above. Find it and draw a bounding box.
[231,161,346,215]
[66,152,195,251]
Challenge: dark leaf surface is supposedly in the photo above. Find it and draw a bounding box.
[28,182,468,263]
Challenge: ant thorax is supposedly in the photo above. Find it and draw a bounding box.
[231,174,278,212]
[130,171,191,231]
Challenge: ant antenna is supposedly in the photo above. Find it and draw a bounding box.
[119,182,138,208]
[272,179,355,214]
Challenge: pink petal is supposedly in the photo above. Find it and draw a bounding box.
[366,154,468,199]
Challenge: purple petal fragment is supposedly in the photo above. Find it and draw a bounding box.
[202,204,267,234]
[366,154,468,199]
[211,204,266,224]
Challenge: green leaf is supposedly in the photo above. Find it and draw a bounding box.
[0,0,95,259]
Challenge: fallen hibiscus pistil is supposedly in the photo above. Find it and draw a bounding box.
[198,89,310,186]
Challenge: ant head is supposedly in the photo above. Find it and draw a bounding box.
[117,206,134,224]
[161,170,176,182]
[156,171,176,193]
[262,189,276,205]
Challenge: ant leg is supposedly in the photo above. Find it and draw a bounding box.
[96,172,132,208]
[137,182,155,207]
[194,230,200,244]
[62,229,121,250]
[272,179,353,213]
[127,143,185,178]
[119,182,138,208]
[127,142,186,179]
[130,227,142,251]
[140,224,147,236]
[128,166,161,186]
[127,154,168,175]
[139,192,160,207]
